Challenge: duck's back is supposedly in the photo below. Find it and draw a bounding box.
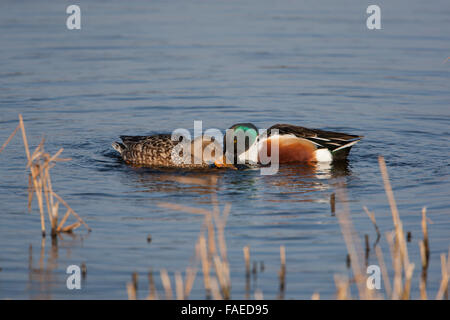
[112,134,181,166]
[112,134,221,168]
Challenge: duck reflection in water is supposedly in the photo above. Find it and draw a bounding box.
[122,158,351,206]
[256,160,352,203]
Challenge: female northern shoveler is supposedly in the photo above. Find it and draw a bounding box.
[112,123,262,168]
[222,123,362,165]
[112,134,222,168]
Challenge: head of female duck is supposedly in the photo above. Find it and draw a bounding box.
[219,123,259,166]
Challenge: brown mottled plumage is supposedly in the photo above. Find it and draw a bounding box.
[112,134,222,168]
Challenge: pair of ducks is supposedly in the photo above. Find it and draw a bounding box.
[112,123,362,169]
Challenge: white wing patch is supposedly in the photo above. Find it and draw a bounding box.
[314,148,332,162]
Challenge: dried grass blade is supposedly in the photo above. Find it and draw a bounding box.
[61,222,81,233]
[160,269,173,300]
[0,124,20,154]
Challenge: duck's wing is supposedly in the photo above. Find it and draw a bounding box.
[112,134,184,157]
[268,124,363,160]
[119,134,177,144]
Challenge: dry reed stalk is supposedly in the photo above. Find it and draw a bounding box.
[406,231,412,242]
[364,234,370,266]
[39,236,45,271]
[0,123,20,154]
[184,266,197,299]
[243,246,250,278]
[421,207,430,268]
[216,206,231,290]
[213,255,230,299]
[386,231,402,299]
[28,244,33,275]
[330,193,336,215]
[28,174,34,211]
[254,289,264,300]
[278,245,286,299]
[81,262,87,279]
[13,115,90,236]
[126,282,137,300]
[57,209,71,231]
[402,263,415,300]
[147,269,159,300]
[52,192,90,232]
[334,186,369,299]
[206,213,217,258]
[334,275,350,300]
[160,269,173,300]
[182,237,202,299]
[213,200,230,266]
[61,222,81,233]
[132,272,138,293]
[419,240,428,299]
[379,156,410,272]
[279,245,286,279]
[207,197,231,299]
[375,245,391,298]
[175,271,184,300]
[243,246,250,299]
[346,254,351,269]
[210,200,231,298]
[210,277,223,300]
[199,235,211,296]
[30,160,46,236]
[435,252,449,300]
[379,156,418,300]
[363,206,381,248]
[41,162,56,233]
[26,138,45,168]
[19,115,31,161]
[311,292,320,300]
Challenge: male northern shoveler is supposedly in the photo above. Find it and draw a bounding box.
[221,123,362,165]
[112,134,222,168]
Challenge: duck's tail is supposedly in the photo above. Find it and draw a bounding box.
[330,138,362,161]
[112,142,125,154]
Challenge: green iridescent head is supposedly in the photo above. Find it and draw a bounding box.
[224,123,259,164]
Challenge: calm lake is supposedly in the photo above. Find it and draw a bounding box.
[0,0,449,299]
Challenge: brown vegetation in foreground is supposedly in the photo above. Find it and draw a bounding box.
[331,156,448,300]
[126,157,449,300]
[0,114,90,237]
